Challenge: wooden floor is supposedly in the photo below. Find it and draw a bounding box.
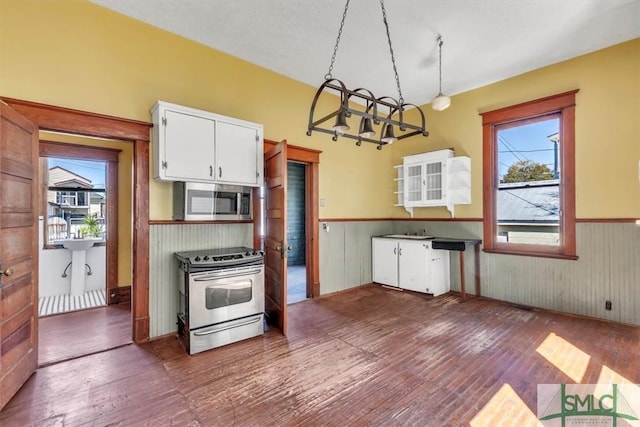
[38,303,131,367]
[2,286,638,426]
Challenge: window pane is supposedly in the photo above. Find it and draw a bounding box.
[45,158,106,243]
[496,117,560,246]
[425,162,442,201]
[406,165,422,202]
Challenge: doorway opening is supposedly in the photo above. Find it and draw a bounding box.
[257,140,321,324]
[37,136,132,367]
[287,161,307,304]
[38,156,107,316]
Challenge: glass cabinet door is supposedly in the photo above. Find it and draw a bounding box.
[424,161,443,202]
[404,163,423,205]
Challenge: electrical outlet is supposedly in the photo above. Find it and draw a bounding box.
[605,300,612,311]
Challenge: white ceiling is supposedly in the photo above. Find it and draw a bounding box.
[90,0,640,106]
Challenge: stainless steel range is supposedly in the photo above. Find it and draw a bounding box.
[176,247,265,355]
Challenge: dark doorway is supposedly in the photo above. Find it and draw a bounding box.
[286,161,307,303]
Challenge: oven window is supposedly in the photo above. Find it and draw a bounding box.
[205,280,252,309]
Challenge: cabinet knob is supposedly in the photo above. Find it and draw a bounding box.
[1,266,13,277]
[219,167,222,178]
[210,165,213,177]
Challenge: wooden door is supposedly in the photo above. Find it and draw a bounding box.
[264,141,287,334]
[0,102,39,409]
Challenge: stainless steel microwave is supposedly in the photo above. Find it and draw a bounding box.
[173,182,252,221]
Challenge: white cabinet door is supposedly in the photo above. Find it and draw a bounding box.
[398,241,429,293]
[403,162,423,206]
[372,238,398,287]
[423,160,445,205]
[158,109,216,182]
[215,120,261,186]
[427,249,451,296]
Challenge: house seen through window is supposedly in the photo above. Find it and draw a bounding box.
[44,158,107,245]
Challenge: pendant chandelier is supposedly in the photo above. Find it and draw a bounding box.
[306,0,429,150]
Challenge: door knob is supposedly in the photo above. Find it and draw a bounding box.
[1,267,14,277]
[287,245,292,251]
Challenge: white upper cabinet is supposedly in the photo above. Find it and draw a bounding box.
[396,149,471,217]
[152,101,263,187]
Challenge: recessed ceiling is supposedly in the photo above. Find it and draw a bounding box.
[90,0,640,106]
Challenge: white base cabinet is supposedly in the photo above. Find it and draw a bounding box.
[372,238,450,296]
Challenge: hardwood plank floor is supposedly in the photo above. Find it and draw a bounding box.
[2,286,638,426]
[38,303,131,367]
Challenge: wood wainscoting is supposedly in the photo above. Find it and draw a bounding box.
[2,285,638,425]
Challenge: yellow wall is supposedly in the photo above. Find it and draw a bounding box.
[0,0,395,221]
[38,132,133,288]
[393,38,640,219]
[1,1,637,227]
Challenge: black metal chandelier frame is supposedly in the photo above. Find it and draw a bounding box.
[306,0,430,150]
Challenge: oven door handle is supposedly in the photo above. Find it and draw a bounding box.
[193,269,262,281]
[193,316,262,336]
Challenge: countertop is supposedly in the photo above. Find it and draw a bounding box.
[374,235,482,251]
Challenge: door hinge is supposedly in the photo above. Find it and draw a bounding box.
[162,161,168,169]
[255,134,259,142]
[161,117,167,126]
[256,171,259,178]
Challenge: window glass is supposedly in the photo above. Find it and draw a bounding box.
[44,158,106,244]
[496,116,560,246]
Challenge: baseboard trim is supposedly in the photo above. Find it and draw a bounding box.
[108,286,131,305]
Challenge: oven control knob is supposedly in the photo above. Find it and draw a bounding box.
[194,256,201,262]
[252,251,258,255]
[203,256,209,261]
[245,251,251,256]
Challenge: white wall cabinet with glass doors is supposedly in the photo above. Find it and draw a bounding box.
[152,101,264,187]
[395,149,471,217]
[372,238,450,296]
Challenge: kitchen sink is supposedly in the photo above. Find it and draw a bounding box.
[383,234,434,240]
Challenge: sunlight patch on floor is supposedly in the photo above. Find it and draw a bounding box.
[597,365,640,417]
[536,332,590,383]
[470,383,542,427]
